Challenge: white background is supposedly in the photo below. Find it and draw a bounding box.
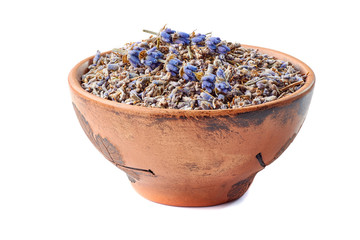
[1,0,359,239]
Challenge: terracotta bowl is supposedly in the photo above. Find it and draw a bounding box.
[68,45,315,207]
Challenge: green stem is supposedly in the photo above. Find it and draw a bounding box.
[143,29,158,35]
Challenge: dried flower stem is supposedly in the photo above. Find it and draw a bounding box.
[143,29,158,35]
[187,45,193,59]
[280,80,304,92]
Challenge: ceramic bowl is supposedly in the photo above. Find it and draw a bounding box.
[68,45,315,207]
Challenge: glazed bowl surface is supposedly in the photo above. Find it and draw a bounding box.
[68,45,315,206]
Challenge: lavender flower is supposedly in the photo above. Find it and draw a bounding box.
[81,26,306,110]
[161,28,176,43]
[107,63,119,71]
[205,37,220,50]
[200,92,213,101]
[217,94,225,101]
[192,34,206,44]
[216,68,225,80]
[280,61,288,69]
[178,32,190,38]
[169,46,179,55]
[205,37,230,55]
[174,32,191,45]
[182,65,198,81]
[128,50,141,68]
[208,37,221,45]
[201,74,216,93]
[97,80,105,86]
[206,41,217,51]
[215,81,232,94]
[93,50,101,65]
[166,58,182,76]
[217,45,230,54]
[143,47,163,70]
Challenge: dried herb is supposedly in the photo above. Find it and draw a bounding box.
[81,27,306,110]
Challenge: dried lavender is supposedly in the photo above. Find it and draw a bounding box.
[81,26,307,110]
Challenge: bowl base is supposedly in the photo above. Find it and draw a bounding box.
[130,174,256,207]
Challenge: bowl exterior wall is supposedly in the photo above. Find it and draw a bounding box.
[70,86,313,206]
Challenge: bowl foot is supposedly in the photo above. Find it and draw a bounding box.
[130,174,256,207]
[226,174,255,202]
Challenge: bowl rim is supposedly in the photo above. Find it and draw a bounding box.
[68,44,315,117]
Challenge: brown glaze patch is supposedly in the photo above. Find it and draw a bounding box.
[73,103,154,182]
[183,160,224,172]
[184,162,200,172]
[227,174,256,201]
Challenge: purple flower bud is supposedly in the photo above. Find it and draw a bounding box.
[169,47,179,54]
[202,74,216,83]
[192,34,206,44]
[97,80,105,86]
[145,56,157,65]
[206,41,217,51]
[215,82,232,94]
[200,92,213,101]
[185,65,197,72]
[217,94,225,101]
[202,81,215,93]
[184,68,195,76]
[208,37,221,45]
[166,64,179,73]
[280,62,288,69]
[283,74,290,79]
[166,58,183,76]
[182,65,198,81]
[184,74,196,81]
[201,74,216,92]
[295,76,303,82]
[161,31,172,43]
[147,47,163,60]
[107,64,119,71]
[149,51,163,59]
[216,68,225,79]
[143,60,150,66]
[169,58,182,66]
[133,46,144,51]
[93,50,101,65]
[178,32,190,38]
[129,55,141,67]
[164,28,176,34]
[128,50,140,56]
[174,37,191,45]
[147,47,157,53]
[217,45,230,54]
